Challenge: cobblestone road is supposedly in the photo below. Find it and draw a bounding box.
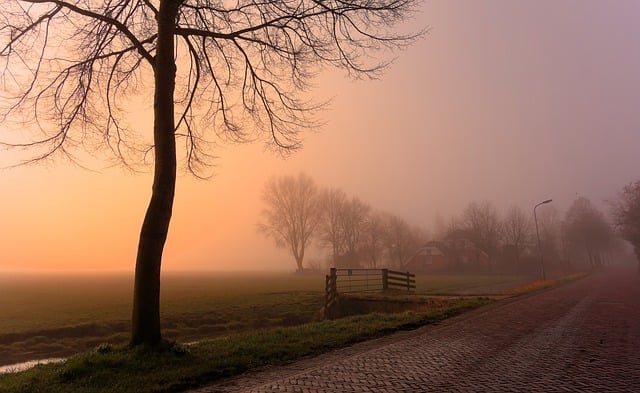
[188,267,640,392]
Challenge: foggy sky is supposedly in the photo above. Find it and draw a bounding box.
[1,1,639,272]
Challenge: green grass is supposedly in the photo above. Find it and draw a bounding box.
[0,272,325,335]
[0,271,535,367]
[0,297,491,393]
[0,272,526,335]
[0,272,327,365]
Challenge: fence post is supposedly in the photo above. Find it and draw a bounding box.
[325,274,330,307]
[325,268,338,311]
[406,271,410,291]
[382,269,388,291]
[330,268,337,299]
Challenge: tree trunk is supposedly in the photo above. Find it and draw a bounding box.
[130,1,178,347]
[295,254,304,272]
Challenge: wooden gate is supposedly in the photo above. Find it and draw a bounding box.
[324,268,415,309]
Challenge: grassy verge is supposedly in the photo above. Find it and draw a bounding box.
[0,297,491,393]
[507,272,589,296]
[0,291,325,367]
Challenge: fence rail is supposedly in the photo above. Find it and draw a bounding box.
[324,268,415,310]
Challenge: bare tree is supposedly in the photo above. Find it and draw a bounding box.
[258,173,321,273]
[317,188,349,265]
[1,0,421,346]
[361,212,385,268]
[563,197,613,270]
[536,205,562,258]
[317,189,370,267]
[433,211,447,240]
[610,181,640,273]
[501,205,533,266]
[460,201,501,267]
[339,196,371,266]
[380,212,424,268]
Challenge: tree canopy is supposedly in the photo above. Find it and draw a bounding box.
[501,205,533,263]
[1,0,422,346]
[563,197,613,269]
[1,0,421,170]
[258,173,321,272]
[611,181,640,273]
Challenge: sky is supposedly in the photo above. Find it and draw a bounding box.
[1,0,639,272]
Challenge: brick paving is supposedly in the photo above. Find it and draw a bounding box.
[188,267,640,392]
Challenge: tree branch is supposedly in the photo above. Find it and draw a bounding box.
[21,0,155,65]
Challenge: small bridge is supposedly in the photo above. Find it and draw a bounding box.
[324,268,416,311]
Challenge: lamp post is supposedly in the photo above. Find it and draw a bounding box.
[534,199,553,280]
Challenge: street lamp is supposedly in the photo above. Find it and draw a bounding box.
[534,199,553,280]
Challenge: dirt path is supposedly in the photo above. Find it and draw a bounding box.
[188,267,640,392]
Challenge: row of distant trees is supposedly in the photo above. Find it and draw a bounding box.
[610,181,640,274]
[257,173,427,272]
[259,173,640,275]
[443,198,627,276]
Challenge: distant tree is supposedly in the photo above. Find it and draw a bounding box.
[1,0,420,346]
[340,197,371,266]
[259,173,321,272]
[563,197,613,270]
[610,181,640,273]
[433,211,447,240]
[317,188,349,265]
[380,212,424,268]
[317,189,371,267]
[460,201,501,267]
[501,205,533,267]
[536,205,563,268]
[361,212,386,268]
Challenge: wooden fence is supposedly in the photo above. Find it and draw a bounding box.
[324,268,415,309]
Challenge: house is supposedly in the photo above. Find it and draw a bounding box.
[405,239,490,273]
[404,241,448,272]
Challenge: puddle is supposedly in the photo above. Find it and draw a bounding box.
[0,358,66,374]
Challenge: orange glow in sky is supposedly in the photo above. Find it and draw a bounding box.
[2,1,640,272]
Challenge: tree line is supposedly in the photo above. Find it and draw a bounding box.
[445,198,624,276]
[258,173,427,272]
[610,181,640,274]
[259,173,638,275]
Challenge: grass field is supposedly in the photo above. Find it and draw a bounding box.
[0,297,495,393]
[0,271,532,368]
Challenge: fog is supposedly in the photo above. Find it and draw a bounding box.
[1,0,639,272]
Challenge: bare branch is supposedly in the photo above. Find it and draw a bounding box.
[1,0,422,173]
[20,0,155,65]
